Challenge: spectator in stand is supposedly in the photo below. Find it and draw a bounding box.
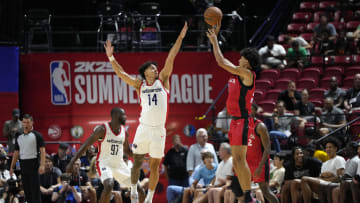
[351,142,360,202]
[286,40,309,69]
[264,100,306,152]
[304,142,329,163]
[332,141,359,203]
[52,143,72,173]
[2,108,22,167]
[0,153,16,188]
[350,23,360,53]
[186,128,218,176]
[278,81,301,111]
[192,142,233,203]
[269,153,285,195]
[336,30,351,54]
[324,76,346,108]
[163,134,189,187]
[280,146,322,203]
[301,137,346,203]
[40,154,62,202]
[312,14,337,55]
[294,89,315,118]
[52,173,82,203]
[283,35,312,50]
[344,73,360,113]
[214,107,231,141]
[259,35,286,70]
[319,97,346,140]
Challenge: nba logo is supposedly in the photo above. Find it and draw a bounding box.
[50,61,71,105]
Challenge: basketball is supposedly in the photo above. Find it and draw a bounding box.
[204,6,223,26]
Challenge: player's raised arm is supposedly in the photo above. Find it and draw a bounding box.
[66,125,105,173]
[104,40,142,89]
[206,28,253,80]
[159,22,188,87]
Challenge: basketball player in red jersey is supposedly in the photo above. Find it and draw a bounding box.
[248,104,279,203]
[207,27,261,203]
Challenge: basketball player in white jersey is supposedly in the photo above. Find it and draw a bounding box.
[66,108,145,203]
[104,22,188,203]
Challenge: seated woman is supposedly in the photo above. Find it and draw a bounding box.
[301,137,346,203]
[280,146,322,203]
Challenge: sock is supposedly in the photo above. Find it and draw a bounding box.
[145,189,155,201]
[131,184,137,194]
[244,190,252,203]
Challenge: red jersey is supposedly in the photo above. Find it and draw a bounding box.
[226,72,256,118]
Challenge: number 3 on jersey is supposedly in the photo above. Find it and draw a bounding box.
[148,94,158,106]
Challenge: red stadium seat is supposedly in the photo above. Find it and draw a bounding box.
[351,55,360,65]
[300,33,313,42]
[292,12,313,23]
[297,78,317,91]
[323,66,344,78]
[302,67,322,81]
[254,90,265,102]
[345,66,360,77]
[319,1,337,10]
[313,11,325,23]
[300,2,318,11]
[275,78,292,90]
[343,76,354,89]
[334,10,353,22]
[280,68,301,81]
[310,88,326,101]
[324,55,351,66]
[287,23,306,34]
[255,79,273,91]
[307,23,318,32]
[330,22,345,31]
[346,21,360,31]
[259,69,280,84]
[311,56,324,66]
[258,100,276,113]
[309,99,323,108]
[266,89,282,101]
[349,123,360,137]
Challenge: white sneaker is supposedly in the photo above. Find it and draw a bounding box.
[130,192,138,203]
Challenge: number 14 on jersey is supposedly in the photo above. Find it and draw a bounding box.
[148,94,158,106]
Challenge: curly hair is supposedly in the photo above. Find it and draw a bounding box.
[138,61,158,79]
[323,137,341,151]
[240,47,261,70]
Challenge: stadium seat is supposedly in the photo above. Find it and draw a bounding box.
[309,99,323,108]
[297,78,317,90]
[346,21,360,31]
[255,79,273,91]
[311,56,324,66]
[324,55,351,66]
[292,12,313,23]
[345,66,360,77]
[258,100,276,113]
[352,55,360,65]
[323,66,344,78]
[334,10,353,22]
[343,76,354,89]
[349,123,360,137]
[287,23,306,34]
[260,69,280,84]
[300,2,318,11]
[254,90,265,102]
[330,22,345,31]
[319,1,337,10]
[300,33,313,42]
[266,89,282,101]
[307,23,318,32]
[313,11,325,22]
[275,78,292,90]
[280,68,301,81]
[302,67,322,81]
[321,76,342,89]
[310,88,326,101]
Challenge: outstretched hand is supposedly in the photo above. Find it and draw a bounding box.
[179,22,188,39]
[104,40,114,57]
[206,28,217,45]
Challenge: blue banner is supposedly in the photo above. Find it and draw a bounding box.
[0,46,19,92]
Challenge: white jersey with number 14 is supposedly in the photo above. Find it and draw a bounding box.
[139,79,169,126]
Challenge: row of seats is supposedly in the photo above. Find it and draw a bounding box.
[287,21,359,34]
[292,10,356,23]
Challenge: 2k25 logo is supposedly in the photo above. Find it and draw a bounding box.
[50,61,71,105]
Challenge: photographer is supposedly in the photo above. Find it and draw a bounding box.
[52,173,81,203]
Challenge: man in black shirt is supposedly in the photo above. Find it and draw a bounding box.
[52,143,72,173]
[278,81,301,111]
[295,89,315,117]
[163,135,188,187]
[40,154,62,202]
[344,73,360,112]
[69,159,96,202]
[10,114,46,203]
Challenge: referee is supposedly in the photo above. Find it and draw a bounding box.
[10,114,46,203]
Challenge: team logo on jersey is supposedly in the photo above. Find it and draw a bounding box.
[50,61,71,105]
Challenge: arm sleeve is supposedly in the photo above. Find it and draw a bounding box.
[186,146,195,171]
[14,133,19,151]
[329,24,337,36]
[35,131,45,147]
[258,47,266,56]
[192,167,201,181]
[278,45,286,55]
[335,156,346,170]
[284,164,292,180]
[345,159,358,177]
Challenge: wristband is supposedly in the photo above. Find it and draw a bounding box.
[108,55,115,62]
